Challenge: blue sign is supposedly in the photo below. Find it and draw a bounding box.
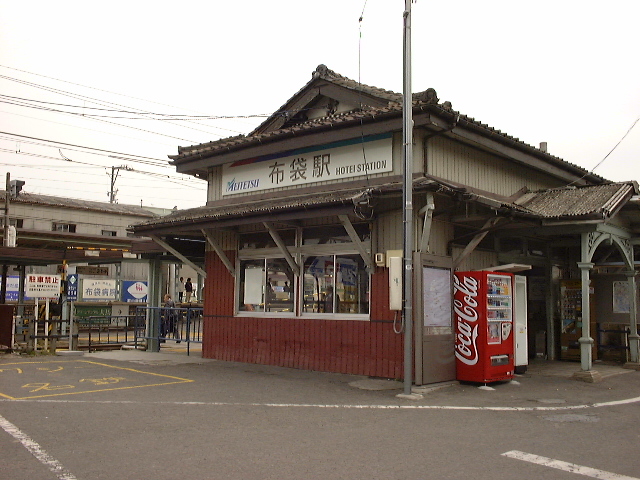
[122,281,148,303]
[3,275,31,301]
[67,274,78,301]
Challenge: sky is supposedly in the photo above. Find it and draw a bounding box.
[0,1,638,210]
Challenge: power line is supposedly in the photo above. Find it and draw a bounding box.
[0,94,272,120]
[0,131,168,162]
[0,109,178,148]
[0,64,256,134]
[0,72,245,137]
[0,74,199,142]
[565,115,640,187]
[590,116,640,173]
[0,149,203,186]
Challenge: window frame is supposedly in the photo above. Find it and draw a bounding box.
[52,222,76,233]
[235,224,371,320]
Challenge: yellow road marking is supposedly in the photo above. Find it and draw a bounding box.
[0,360,193,400]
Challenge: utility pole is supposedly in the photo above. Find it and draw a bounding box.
[1,173,9,303]
[1,174,23,303]
[108,165,132,203]
[402,0,414,396]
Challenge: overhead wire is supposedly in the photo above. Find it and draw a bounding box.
[0,108,179,148]
[589,116,639,173]
[0,71,255,136]
[0,131,168,163]
[355,0,374,222]
[0,64,249,134]
[0,94,273,121]
[0,74,201,142]
[565,115,640,187]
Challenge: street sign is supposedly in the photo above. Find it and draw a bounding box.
[25,274,61,299]
[67,274,78,301]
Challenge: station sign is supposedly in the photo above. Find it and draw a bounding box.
[221,133,393,196]
[76,266,109,276]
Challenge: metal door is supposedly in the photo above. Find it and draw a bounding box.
[414,254,456,385]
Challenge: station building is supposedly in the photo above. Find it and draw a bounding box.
[133,65,640,383]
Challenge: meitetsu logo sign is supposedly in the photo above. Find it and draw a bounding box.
[453,274,479,366]
[226,178,260,193]
[221,133,392,196]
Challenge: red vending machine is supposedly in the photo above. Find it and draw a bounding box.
[453,271,515,383]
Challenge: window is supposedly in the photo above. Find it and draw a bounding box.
[302,254,369,314]
[9,218,23,228]
[239,258,294,313]
[52,223,76,233]
[237,223,371,317]
[101,230,117,236]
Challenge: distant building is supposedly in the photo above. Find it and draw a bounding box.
[0,190,201,303]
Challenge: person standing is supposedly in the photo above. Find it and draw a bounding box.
[184,278,193,303]
[161,293,176,342]
[177,276,185,303]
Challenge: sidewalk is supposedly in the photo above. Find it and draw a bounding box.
[76,348,639,407]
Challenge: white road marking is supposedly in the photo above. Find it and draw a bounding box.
[502,450,640,480]
[2,394,640,411]
[0,413,77,480]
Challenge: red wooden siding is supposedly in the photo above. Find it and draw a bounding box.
[202,252,404,379]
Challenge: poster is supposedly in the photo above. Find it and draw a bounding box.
[613,281,630,313]
[423,267,452,327]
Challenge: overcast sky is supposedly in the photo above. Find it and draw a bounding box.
[1,1,638,210]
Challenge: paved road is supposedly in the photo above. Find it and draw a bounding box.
[1,350,639,480]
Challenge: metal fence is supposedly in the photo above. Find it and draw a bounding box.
[8,304,203,355]
[135,306,203,356]
[77,315,142,351]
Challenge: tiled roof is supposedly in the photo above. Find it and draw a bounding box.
[134,186,373,229]
[512,183,636,219]
[7,191,158,218]
[169,65,605,183]
[132,178,637,234]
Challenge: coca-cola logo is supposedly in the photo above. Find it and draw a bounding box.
[453,275,479,365]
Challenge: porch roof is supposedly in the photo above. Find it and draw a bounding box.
[131,179,639,237]
[512,182,638,221]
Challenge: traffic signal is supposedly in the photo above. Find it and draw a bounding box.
[9,179,25,198]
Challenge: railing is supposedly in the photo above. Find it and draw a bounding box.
[78,315,142,352]
[135,306,203,356]
[596,324,632,362]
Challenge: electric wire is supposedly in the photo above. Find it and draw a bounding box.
[0,74,199,142]
[355,0,373,214]
[0,94,273,121]
[0,109,179,149]
[0,64,248,134]
[565,115,640,187]
[0,131,168,162]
